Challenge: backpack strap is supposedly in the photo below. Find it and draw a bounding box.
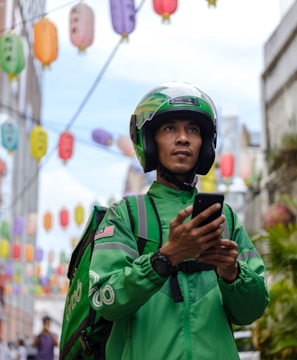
[124,194,162,255]
[222,203,235,240]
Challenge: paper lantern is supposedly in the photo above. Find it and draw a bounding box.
[0,31,25,81]
[92,128,113,147]
[43,211,53,232]
[25,263,34,278]
[30,125,47,162]
[220,153,234,178]
[117,135,135,157]
[200,162,216,193]
[26,212,37,236]
[35,263,42,277]
[58,131,74,163]
[0,159,6,177]
[206,0,217,7]
[12,242,21,260]
[1,120,19,152]
[35,247,43,262]
[0,238,10,259]
[69,2,95,52]
[33,17,58,68]
[60,208,69,229]
[48,250,55,265]
[5,262,14,278]
[25,244,34,262]
[110,0,136,39]
[74,204,85,226]
[153,0,178,22]
[13,217,24,238]
[0,220,10,238]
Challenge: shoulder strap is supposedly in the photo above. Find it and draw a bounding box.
[124,194,162,255]
[222,203,235,239]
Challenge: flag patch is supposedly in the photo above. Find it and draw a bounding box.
[95,225,115,240]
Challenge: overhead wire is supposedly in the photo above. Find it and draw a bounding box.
[1,0,147,216]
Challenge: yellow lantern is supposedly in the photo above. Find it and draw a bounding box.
[33,17,58,68]
[0,238,10,259]
[30,125,47,162]
[200,162,216,193]
[74,204,85,226]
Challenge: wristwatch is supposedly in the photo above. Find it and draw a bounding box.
[150,250,175,277]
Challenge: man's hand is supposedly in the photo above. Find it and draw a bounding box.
[198,239,239,282]
[160,203,225,266]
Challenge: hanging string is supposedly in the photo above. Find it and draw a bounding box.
[2,0,147,216]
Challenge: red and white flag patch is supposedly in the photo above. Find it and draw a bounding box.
[95,225,115,240]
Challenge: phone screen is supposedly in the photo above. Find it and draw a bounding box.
[192,193,224,226]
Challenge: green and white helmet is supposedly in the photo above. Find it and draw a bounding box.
[130,81,218,175]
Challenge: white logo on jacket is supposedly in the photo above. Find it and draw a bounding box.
[89,270,115,308]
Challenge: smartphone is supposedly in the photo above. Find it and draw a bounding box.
[192,193,224,226]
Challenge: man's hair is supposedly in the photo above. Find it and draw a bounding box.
[42,315,51,323]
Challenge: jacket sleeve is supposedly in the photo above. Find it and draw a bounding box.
[88,200,166,321]
[218,210,270,325]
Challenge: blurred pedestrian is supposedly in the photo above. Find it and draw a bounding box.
[16,339,26,360]
[0,336,11,360]
[32,315,58,360]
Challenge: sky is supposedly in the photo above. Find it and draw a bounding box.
[36,0,284,264]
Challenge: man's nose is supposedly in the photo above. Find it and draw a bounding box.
[176,129,189,143]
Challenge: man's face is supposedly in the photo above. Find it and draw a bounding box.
[154,118,202,178]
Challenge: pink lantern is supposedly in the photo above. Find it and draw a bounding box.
[92,128,113,147]
[117,135,135,157]
[69,2,95,52]
[26,212,37,236]
[110,0,136,39]
[58,131,74,163]
[60,208,69,229]
[220,153,234,178]
[153,0,178,22]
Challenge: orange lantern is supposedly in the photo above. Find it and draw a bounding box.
[0,159,6,177]
[43,211,53,232]
[220,153,234,178]
[117,135,135,157]
[30,125,47,162]
[25,244,34,262]
[58,131,74,163]
[35,263,42,277]
[0,31,25,81]
[26,212,37,236]
[69,2,95,52]
[74,204,84,226]
[33,17,58,68]
[153,0,178,22]
[60,208,69,229]
[12,242,21,260]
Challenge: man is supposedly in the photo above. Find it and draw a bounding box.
[89,81,269,359]
[33,315,58,360]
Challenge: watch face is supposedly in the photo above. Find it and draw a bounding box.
[151,252,173,277]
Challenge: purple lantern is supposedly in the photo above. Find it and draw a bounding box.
[13,216,24,238]
[92,128,113,147]
[110,0,136,39]
[5,261,14,278]
[35,247,44,262]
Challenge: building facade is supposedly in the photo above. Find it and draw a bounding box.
[0,0,45,341]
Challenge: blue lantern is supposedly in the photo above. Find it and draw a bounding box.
[1,120,19,152]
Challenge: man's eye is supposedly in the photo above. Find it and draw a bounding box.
[189,127,199,133]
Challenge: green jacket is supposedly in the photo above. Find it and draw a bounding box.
[89,182,269,360]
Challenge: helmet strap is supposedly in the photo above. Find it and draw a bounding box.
[158,163,198,192]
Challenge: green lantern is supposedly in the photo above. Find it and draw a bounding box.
[0,31,25,81]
